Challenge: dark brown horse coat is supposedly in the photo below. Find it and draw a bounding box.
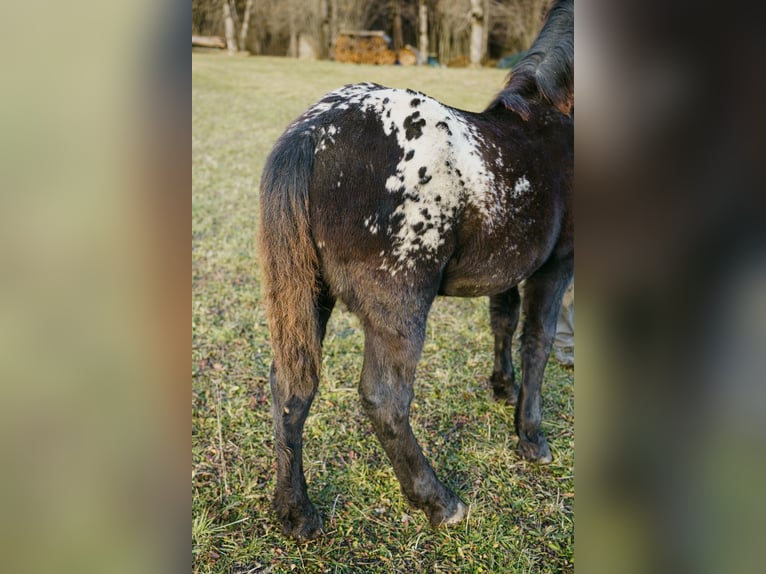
[259,0,573,539]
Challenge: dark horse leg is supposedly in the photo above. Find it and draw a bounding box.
[358,296,467,527]
[270,285,335,539]
[489,286,521,404]
[516,256,573,463]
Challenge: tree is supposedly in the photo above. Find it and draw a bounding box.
[490,0,549,54]
[238,0,255,52]
[191,0,549,64]
[391,0,404,54]
[329,0,338,59]
[432,0,471,66]
[222,0,237,54]
[417,0,428,64]
[481,0,491,58]
[287,0,298,57]
[469,0,484,67]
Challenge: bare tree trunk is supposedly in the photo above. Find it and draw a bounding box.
[430,6,439,64]
[438,18,450,66]
[222,0,237,54]
[288,2,298,58]
[469,0,484,67]
[329,0,338,59]
[238,0,255,52]
[318,0,328,59]
[481,0,490,60]
[417,0,428,65]
[391,0,403,55]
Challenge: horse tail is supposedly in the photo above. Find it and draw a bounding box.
[258,130,322,397]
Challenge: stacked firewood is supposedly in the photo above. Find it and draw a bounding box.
[335,31,396,65]
[397,45,417,66]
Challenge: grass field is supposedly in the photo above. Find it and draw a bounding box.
[192,53,574,573]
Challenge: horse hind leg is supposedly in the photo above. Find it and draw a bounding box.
[516,257,573,464]
[489,286,521,404]
[270,285,335,539]
[359,310,467,528]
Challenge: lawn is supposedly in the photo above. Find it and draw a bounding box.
[192,53,574,573]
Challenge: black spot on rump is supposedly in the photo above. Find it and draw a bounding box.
[435,121,453,135]
[405,149,415,161]
[403,114,427,140]
[410,98,421,107]
[418,166,432,185]
[390,212,405,227]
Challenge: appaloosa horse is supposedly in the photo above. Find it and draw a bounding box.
[258,0,573,539]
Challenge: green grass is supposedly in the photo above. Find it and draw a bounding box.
[192,54,573,573]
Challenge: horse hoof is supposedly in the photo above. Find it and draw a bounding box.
[276,502,324,540]
[282,514,324,540]
[430,499,468,528]
[492,388,518,406]
[443,500,468,526]
[490,375,519,406]
[518,437,552,464]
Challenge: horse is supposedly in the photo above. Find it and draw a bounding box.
[258,0,573,539]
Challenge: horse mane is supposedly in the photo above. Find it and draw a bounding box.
[487,0,573,119]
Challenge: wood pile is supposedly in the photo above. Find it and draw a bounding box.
[192,35,226,49]
[447,55,471,68]
[398,45,417,66]
[335,31,396,65]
